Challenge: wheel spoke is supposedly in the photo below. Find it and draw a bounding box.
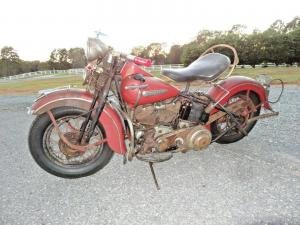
[44,115,104,166]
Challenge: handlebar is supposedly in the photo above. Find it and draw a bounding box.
[125,54,152,67]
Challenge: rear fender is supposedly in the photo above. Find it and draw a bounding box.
[29,88,126,155]
[207,76,271,112]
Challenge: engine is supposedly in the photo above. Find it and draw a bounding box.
[134,99,181,126]
[156,124,211,153]
[133,95,212,154]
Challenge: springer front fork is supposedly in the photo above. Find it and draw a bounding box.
[78,58,118,145]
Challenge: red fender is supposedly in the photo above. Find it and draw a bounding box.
[29,88,126,155]
[207,76,271,112]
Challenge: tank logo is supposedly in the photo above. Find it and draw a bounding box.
[125,84,149,90]
[142,89,167,97]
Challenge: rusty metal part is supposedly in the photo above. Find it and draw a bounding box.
[136,152,173,163]
[156,125,211,153]
[58,132,84,157]
[212,123,236,142]
[206,99,250,125]
[142,127,157,154]
[247,111,279,124]
[177,120,196,129]
[133,99,181,155]
[191,92,210,105]
[47,110,107,153]
[134,99,181,126]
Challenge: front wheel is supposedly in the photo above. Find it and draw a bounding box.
[211,91,261,144]
[28,107,114,178]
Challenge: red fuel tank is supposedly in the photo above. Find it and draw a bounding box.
[120,61,180,107]
[121,75,180,107]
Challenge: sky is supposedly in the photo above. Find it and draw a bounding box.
[0,0,299,61]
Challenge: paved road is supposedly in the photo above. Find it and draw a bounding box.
[0,87,299,225]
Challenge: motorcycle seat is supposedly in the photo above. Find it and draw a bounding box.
[162,53,231,82]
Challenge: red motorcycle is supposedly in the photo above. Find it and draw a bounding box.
[28,37,279,188]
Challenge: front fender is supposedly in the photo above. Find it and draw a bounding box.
[207,76,271,110]
[29,88,126,155]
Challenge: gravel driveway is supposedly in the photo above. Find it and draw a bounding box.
[0,86,299,225]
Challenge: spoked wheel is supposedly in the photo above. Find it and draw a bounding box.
[211,91,261,144]
[28,107,114,178]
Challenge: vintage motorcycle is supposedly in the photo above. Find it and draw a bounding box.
[28,37,280,189]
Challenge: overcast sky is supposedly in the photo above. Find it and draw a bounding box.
[0,0,299,61]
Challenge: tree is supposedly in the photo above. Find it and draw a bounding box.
[48,48,71,70]
[166,45,182,64]
[229,24,247,35]
[131,46,147,58]
[288,27,300,65]
[68,48,86,68]
[196,30,222,45]
[20,60,40,73]
[262,32,292,65]
[240,32,265,67]
[145,43,166,65]
[268,20,286,33]
[284,16,300,33]
[37,61,50,71]
[181,42,204,66]
[0,46,21,76]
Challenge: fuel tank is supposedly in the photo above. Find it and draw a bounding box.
[121,75,180,107]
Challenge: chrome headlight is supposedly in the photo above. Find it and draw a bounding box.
[86,38,109,62]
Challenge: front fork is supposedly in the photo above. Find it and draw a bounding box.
[78,57,118,144]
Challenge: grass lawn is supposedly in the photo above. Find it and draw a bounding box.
[0,67,299,95]
[232,67,300,84]
[0,76,83,95]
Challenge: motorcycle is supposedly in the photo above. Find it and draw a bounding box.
[28,37,280,189]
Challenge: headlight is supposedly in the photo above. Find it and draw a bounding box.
[86,38,109,62]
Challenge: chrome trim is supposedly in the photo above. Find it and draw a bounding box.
[33,97,92,115]
[124,84,148,90]
[142,89,167,97]
[38,85,73,96]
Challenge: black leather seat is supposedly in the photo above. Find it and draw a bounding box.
[162,53,230,82]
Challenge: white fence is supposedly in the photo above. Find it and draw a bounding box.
[0,63,297,82]
[144,64,184,71]
[0,69,84,82]
[0,65,184,82]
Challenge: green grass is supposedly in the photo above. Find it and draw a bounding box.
[0,67,299,95]
[232,67,300,83]
[0,75,83,95]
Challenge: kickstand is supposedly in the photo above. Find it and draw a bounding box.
[149,162,160,190]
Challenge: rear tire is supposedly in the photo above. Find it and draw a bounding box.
[28,107,114,178]
[211,91,261,144]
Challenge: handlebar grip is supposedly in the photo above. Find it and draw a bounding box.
[133,57,152,67]
[126,55,152,67]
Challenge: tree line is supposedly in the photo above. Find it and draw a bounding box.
[131,16,300,67]
[1,16,299,77]
[0,47,86,77]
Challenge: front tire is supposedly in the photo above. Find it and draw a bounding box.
[28,107,114,178]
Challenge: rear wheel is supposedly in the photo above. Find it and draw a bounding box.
[211,91,261,144]
[28,107,114,178]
